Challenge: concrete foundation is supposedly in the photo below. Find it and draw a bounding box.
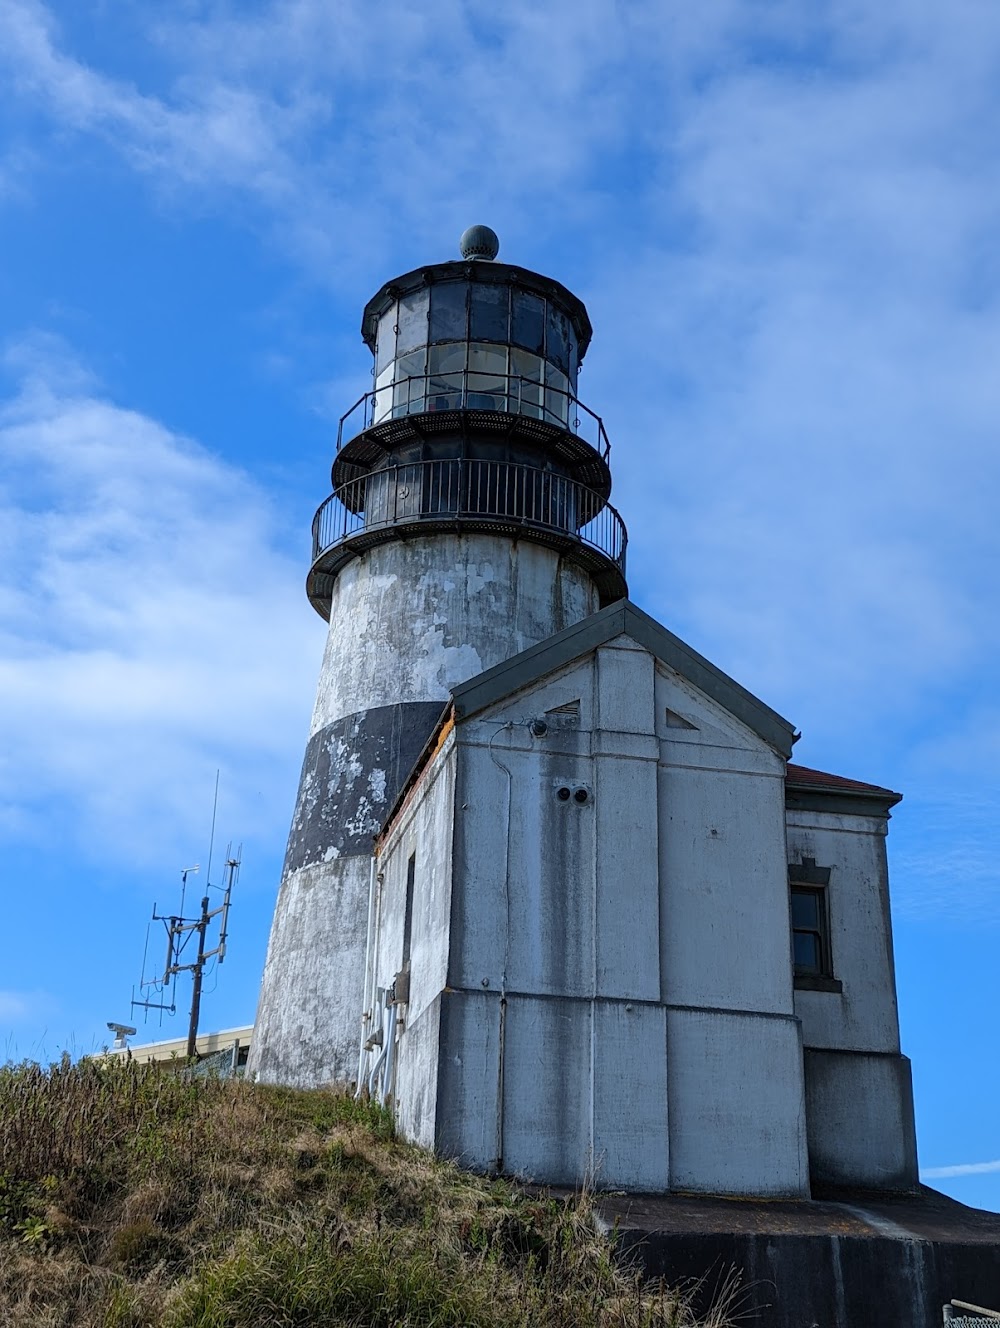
[602,1188,1000,1328]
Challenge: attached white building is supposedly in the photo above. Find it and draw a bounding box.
[363,599,917,1197]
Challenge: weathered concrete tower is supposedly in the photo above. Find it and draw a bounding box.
[250,227,628,1084]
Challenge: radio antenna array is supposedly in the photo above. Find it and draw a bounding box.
[130,817,241,1058]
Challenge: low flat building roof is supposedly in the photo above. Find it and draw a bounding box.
[104,1024,253,1063]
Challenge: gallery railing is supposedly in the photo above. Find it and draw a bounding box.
[336,372,611,461]
[312,458,627,573]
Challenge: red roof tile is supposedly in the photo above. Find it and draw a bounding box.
[786,763,901,803]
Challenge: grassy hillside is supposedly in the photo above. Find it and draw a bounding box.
[0,1059,734,1327]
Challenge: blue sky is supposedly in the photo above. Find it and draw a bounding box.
[0,0,998,1209]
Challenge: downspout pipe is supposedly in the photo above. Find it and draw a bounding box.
[357,853,379,1094]
[487,722,514,1174]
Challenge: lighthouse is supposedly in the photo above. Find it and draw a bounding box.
[250,229,917,1210]
[250,227,628,1085]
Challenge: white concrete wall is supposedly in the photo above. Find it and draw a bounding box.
[449,657,591,993]
[667,1008,808,1196]
[650,651,808,1195]
[786,805,917,1189]
[803,1048,917,1190]
[250,855,371,1087]
[434,633,808,1195]
[654,661,793,1015]
[787,808,900,1053]
[373,733,456,1149]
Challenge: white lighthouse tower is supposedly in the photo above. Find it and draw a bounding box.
[250,227,628,1085]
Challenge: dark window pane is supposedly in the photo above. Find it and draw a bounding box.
[512,291,545,354]
[429,282,468,342]
[793,932,820,971]
[546,304,572,374]
[791,890,819,929]
[396,290,429,355]
[470,283,509,341]
[376,310,396,374]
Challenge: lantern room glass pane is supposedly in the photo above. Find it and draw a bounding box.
[544,362,569,425]
[429,282,468,343]
[427,342,465,411]
[470,283,509,342]
[512,291,545,354]
[468,343,507,410]
[375,310,396,374]
[546,304,572,374]
[396,290,429,356]
[373,364,393,422]
[393,349,427,416]
[510,348,543,418]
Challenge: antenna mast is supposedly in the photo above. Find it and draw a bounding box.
[131,845,241,1059]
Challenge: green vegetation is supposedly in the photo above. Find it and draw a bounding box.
[0,1058,734,1327]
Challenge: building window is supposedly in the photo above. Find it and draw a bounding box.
[790,885,829,975]
[789,857,841,992]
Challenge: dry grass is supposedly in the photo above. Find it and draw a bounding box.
[0,1057,738,1327]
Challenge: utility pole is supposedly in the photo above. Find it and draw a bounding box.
[186,894,210,1060]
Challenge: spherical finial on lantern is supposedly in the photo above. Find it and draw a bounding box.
[459,224,500,261]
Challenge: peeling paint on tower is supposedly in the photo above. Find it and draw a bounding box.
[249,228,624,1085]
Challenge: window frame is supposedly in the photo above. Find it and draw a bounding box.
[788,857,842,993]
[790,884,830,976]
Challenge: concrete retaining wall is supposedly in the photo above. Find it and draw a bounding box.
[620,1227,1000,1328]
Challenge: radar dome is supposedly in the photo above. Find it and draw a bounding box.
[459,225,500,261]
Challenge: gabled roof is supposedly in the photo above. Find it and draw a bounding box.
[450,599,798,759]
[786,763,902,815]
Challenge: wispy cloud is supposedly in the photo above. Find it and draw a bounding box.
[923,1160,1000,1180]
[0,332,323,868]
[0,989,53,1022]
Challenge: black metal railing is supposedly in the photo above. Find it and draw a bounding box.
[336,372,611,460]
[312,458,627,572]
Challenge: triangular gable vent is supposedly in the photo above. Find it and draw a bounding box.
[546,699,581,725]
[665,708,698,731]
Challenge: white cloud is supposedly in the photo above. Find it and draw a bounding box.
[0,333,324,868]
[581,7,1000,749]
[923,1159,1000,1180]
